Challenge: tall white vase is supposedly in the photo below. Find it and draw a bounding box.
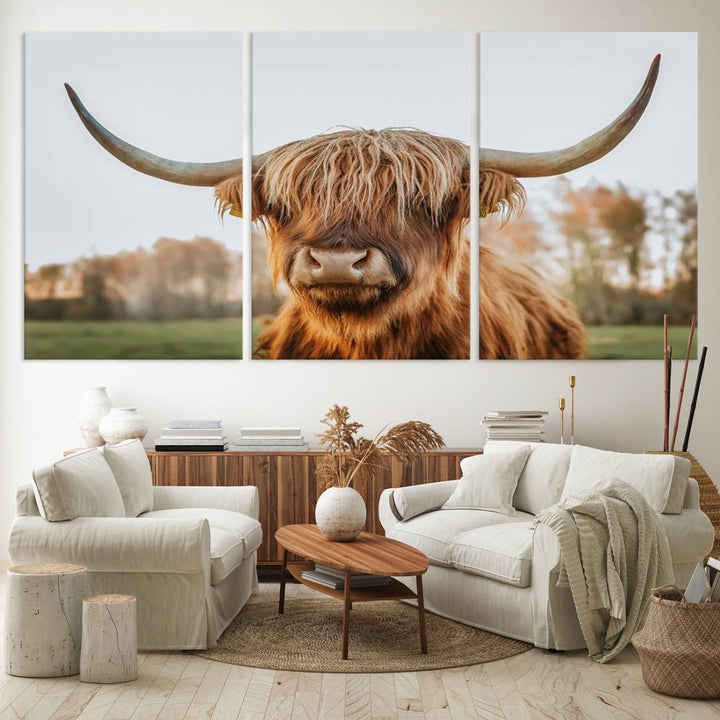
[78,386,113,447]
[315,486,367,541]
[99,407,148,446]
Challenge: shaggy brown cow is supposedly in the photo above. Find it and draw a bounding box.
[64,54,659,359]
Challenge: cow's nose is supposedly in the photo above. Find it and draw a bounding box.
[303,247,368,283]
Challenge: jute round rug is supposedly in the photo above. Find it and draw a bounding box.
[193,599,531,673]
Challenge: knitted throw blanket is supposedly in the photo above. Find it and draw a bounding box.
[535,479,674,663]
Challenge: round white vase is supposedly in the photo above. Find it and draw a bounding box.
[78,386,113,447]
[98,407,148,446]
[315,486,367,542]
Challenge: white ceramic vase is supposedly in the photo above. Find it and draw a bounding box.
[98,407,148,446]
[315,486,367,541]
[78,386,113,447]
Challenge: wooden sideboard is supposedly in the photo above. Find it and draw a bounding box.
[147,448,480,565]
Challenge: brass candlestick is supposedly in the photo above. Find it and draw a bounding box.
[559,397,566,444]
[569,375,576,445]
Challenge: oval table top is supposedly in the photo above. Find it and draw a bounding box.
[275,524,428,576]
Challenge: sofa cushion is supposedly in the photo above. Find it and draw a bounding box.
[450,522,534,587]
[208,528,248,585]
[390,508,534,568]
[442,446,530,516]
[141,507,263,577]
[32,448,125,521]
[562,445,691,514]
[484,441,572,515]
[101,439,154,517]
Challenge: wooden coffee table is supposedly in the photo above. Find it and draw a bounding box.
[276,524,429,660]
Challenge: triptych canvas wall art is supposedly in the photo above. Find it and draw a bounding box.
[24,32,697,360]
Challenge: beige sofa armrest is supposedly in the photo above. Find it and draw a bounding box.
[15,483,40,517]
[378,489,399,534]
[530,522,586,650]
[152,485,259,520]
[8,515,210,574]
[657,507,714,565]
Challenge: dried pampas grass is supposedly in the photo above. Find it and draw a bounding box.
[317,405,444,491]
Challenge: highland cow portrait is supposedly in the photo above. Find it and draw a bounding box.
[25,33,697,360]
[68,56,655,358]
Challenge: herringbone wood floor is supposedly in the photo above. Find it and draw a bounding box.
[1,565,719,719]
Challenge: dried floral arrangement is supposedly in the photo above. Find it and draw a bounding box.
[316,405,444,490]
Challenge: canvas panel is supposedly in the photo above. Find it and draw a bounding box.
[251,32,471,359]
[479,32,697,359]
[24,32,244,359]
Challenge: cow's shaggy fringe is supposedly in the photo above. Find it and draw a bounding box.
[215,129,524,224]
[263,129,466,225]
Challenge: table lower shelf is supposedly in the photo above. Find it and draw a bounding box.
[287,562,418,603]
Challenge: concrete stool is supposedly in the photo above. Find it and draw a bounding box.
[4,563,87,677]
[80,594,138,683]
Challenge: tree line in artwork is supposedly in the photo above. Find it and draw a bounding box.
[482,179,697,326]
[25,183,697,328]
[25,237,243,321]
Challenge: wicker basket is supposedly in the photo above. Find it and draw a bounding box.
[633,585,720,698]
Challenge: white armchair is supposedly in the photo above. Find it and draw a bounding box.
[8,442,261,650]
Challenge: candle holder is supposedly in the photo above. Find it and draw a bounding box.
[559,397,566,444]
[569,376,576,445]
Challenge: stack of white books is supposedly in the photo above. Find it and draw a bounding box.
[482,410,548,443]
[229,427,309,452]
[301,563,391,590]
[155,420,228,451]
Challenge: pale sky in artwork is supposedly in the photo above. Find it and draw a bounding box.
[26,31,695,270]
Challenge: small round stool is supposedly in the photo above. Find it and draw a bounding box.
[80,594,138,683]
[4,563,87,677]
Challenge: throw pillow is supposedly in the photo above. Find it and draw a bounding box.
[483,440,573,515]
[562,445,691,514]
[32,448,125,521]
[101,438,154,517]
[442,446,531,516]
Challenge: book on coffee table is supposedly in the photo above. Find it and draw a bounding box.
[301,563,391,590]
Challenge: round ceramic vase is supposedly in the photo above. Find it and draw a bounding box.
[78,386,113,447]
[98,407,148,446]
[315,486,367,541]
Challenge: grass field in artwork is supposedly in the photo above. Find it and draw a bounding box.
[25,320,697,360]
[586,325,697,360]
[25,319,249,359]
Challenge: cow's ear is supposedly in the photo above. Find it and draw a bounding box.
[478,169,526,220]
[214,173,269,221]
[455,167,471,220]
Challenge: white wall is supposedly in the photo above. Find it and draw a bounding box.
[1,0,718,560]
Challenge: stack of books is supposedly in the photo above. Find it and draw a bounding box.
[228,427,309,452]
[301,563,391,590]
[482,410,548,443]
[154,420,228,451]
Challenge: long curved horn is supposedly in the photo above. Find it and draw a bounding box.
[479,54,661,178]
[65,84,265,186]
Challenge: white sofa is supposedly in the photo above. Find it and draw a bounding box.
[8,440,262,650]
[379,442,715,651]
